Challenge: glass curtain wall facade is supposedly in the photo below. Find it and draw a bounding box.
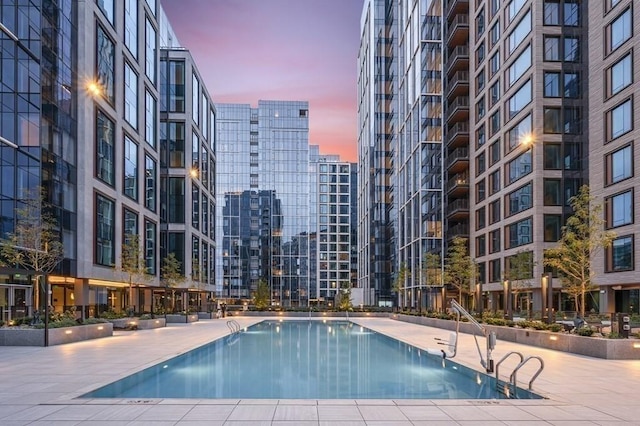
[159,48,217,312]
[357,0,398,306]
[397,0,445,311]
[215,101,310,307]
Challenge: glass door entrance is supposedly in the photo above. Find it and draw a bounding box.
[0,284,33,322]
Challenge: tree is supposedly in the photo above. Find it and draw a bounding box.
[544,185,615,318]
[161,252,185,313]
[392,262,410,309]
[444,236,475,307]
[422,252,442,311]
[0,188,64,313]
[120,233,149,315]
[338,283,353,311]
[505,250,536,316]
[253,278,270,310]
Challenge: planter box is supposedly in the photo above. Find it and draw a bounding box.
[110,318,166,330]
[0,323,113,347]
[165,314,199,323]
[394,314,640,360]
[198,312,214,320]
[235,311,390,318]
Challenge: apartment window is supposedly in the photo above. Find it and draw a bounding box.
[605,144,633,185]
[563,142,581,170]
[506,149,532,185]
[96,26,115,104]
[490,20,500,47]
[544,72,561,97]
[489,229,501,254]
[167,122,185,168]
[608,98,633,140]
[490,51,500,76]
[605,190,633,228]
[97,0,114,24]
[507,79,532,119]
[477,42,486,65]
[564,73,579,98]
[489,199,501,224]
[544,36,560,61]
[508,44,531,86]
[608,8,632,53]
[506,217,533,249]
[490,80,501,106]
[489,258,501,282]
[544,214,562,242]
[477,124,486,148]
[476,97,486,120]
[564,0,579,26]
[202,194,209,236]
[490,0,500,18]
[564,36,579,61]
[507,0,526,23]
[145,220,156,274]
[543,143,562,169]
[192,183,199,230]
[506,113,532,153]
[508,9,531,54]
[202,95,208,139]
[564,178,581,205]
[96,194,115,266]
[145,18,156,83]
[168,61,185,112]
[124,62,138,128]
[476,206,486,230]
[489,140,501,166]
[606,0,623,14]
[192,73,200,125]
[123,209,138,240]
[124,0,138,57]
[477,69,486,93]
[192,132,199,170]
[168,177,185,223]
[146,0,156,15]
[544,0,560,25]
[477,262,487,284]
[477,9,486,38]
[476,235,486,257]
[145,155,156,211]
[606,235,634,272]
[145,90,156,148]
[123,135,138,201]
[490,111,501,136]
[506,182,533,216]
[608,53,632,97]
[544,108,561,133]
[477,179,486,202]
[489,169,500,195]
[476,151,486,176]
[96,110,115,186]
[544,179,561,205]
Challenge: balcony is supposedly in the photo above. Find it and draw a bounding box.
[446,70,469,102]
[446,172,469,196]
[447,222,470,241]
[446,95,469,123]
[445,147,469,173]
[446,13,469,46]
[446,0,470,22]
[446,122,469,149]
[446,198,469,220]
[446,46,469,75]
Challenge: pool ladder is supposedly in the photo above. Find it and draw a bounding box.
[226,319,241,334]
[495,351,544,398]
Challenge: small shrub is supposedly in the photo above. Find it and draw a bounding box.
[139,313,153,320]
[575,327,594,337]
[548,323,563,332]
[606,331,624,339]
[99,309,126,319]
[83,318,109,325]
[0,320,4,327]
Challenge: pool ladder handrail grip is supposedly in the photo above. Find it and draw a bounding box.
[226,319,241,334]
[495,351,524,385]
[450,300,496,373]
[510,355,544,391]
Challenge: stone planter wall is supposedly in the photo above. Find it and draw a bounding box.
[165,314,199,323]
[394,314,640,360]
[0,323,113,346]
[198,312,214,320]
[110,318,166,330]
[232,311,389,318]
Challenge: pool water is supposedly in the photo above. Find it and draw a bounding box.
[82,320,542,399]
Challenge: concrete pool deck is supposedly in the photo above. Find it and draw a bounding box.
[0,316,638,425]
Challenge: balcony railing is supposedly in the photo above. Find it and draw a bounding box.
[445,146,469,168]
[446,172,469,193]
[446,198,470,216]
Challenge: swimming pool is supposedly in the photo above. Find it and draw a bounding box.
[82,320,542,399]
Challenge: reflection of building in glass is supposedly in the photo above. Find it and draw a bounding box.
[221,190,282,300]
[215,101,310,306]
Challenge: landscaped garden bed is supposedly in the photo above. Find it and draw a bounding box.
[0,318,113,346]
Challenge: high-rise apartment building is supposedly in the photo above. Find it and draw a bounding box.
[215,101,310,307]
[1,1,215,320]
[359,0,640,315]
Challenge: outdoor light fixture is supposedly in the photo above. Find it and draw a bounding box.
[633,343,640,349]
[549,336,558,341]
[65,330,72,334]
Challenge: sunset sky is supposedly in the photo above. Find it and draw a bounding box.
[161,0,364,162]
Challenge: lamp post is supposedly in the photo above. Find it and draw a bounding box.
[541,273,553,324]
[503,278,512,320]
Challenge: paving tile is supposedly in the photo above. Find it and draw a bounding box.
[273,404,318,421]
[181,405,235,421]
[398,405,453,421]
[2,404,65,421]
[133,404,193,421]
[87,404,152,421]
[318,422,366,426]
[226,404,276,421]
[318,405,364,421]
[357,405,408,421]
